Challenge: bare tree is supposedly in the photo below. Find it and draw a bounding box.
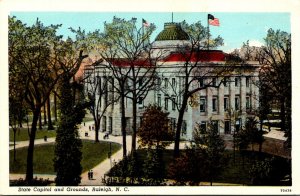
[157,21,227,157]
[78,17,161,156]
[101,17,162,154]
[85,60,121,142]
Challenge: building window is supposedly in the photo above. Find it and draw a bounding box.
[235,77,240,87]
[200,97,206,112]
[139,77,143,88]
[212,120,219,133]
[156,78,161,86]
[157,94,161,107]
[170,118,176,132]
[138,97,144,109]
[200,121,206,133]
[172,96,176,111]
[164,78,168,88]
[165,97,168,110]
[225,121,231,134]
[246,96,251,109]
[140,117,143,126]
[96,76,101,95]
[235,96,240,110]
[212,77,217,86]
[104,77,108,107]
[212,97,218,112]
[246,77,250,87]
[109,77,114,91]
[102,116,107,132]
[172,78,176,88]
[223,77,229,87]
[104,93,108,108]
[108,117,113,134]
[199,78,204,87]
[235,119,241,133]
[224,96,229,111]
[182,120,187,135]
[125,78,130,91]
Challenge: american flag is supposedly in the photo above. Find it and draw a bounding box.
[142,19,150,27]
[208,14,220,26]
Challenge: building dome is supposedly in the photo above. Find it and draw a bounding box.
[155,23,190,41]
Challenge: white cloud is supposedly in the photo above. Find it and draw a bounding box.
[248,40,264,47]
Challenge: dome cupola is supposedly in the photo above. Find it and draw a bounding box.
[155,22,190,41]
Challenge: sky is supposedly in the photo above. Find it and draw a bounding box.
[11,12,290,52]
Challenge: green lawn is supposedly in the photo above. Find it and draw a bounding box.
[9,128,56,142]
[10,140,121,174]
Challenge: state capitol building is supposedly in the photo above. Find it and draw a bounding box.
[83,22,260,140]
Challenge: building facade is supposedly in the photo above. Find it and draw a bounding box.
[83,22,260,140]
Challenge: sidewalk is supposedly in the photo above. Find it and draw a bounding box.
[78,121,132,185]
[9,138,56,151]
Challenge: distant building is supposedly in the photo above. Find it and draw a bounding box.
[83,22,260,140]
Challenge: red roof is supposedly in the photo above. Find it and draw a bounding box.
[106,58,152,67]
[83,50,226,70]
[163,50,226,62]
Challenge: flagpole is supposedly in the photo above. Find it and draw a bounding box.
[207,14,210,51]
[142,19,144,48]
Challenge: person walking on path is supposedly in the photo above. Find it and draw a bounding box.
[90,170,93,180]
[88,170,91,180]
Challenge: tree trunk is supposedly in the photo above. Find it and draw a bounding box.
[174,96,188,157]
[43,104,47,125]
[47,97,54,130]
[26,108,40,183]
[233,127,236,164]
[54,92,57,122]
[39,112,42,130]
[131,92,137,152]
[121,93,127,157]
[259,119,263,154]
[95,118,100,142]
[13,128,16,162]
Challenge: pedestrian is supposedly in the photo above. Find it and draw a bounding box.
[84,122,85,126]
[89,126,91,131]
[90,170,93,179]
[88,170,91,180]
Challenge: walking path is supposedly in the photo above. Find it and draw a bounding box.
[78,121,132,185]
